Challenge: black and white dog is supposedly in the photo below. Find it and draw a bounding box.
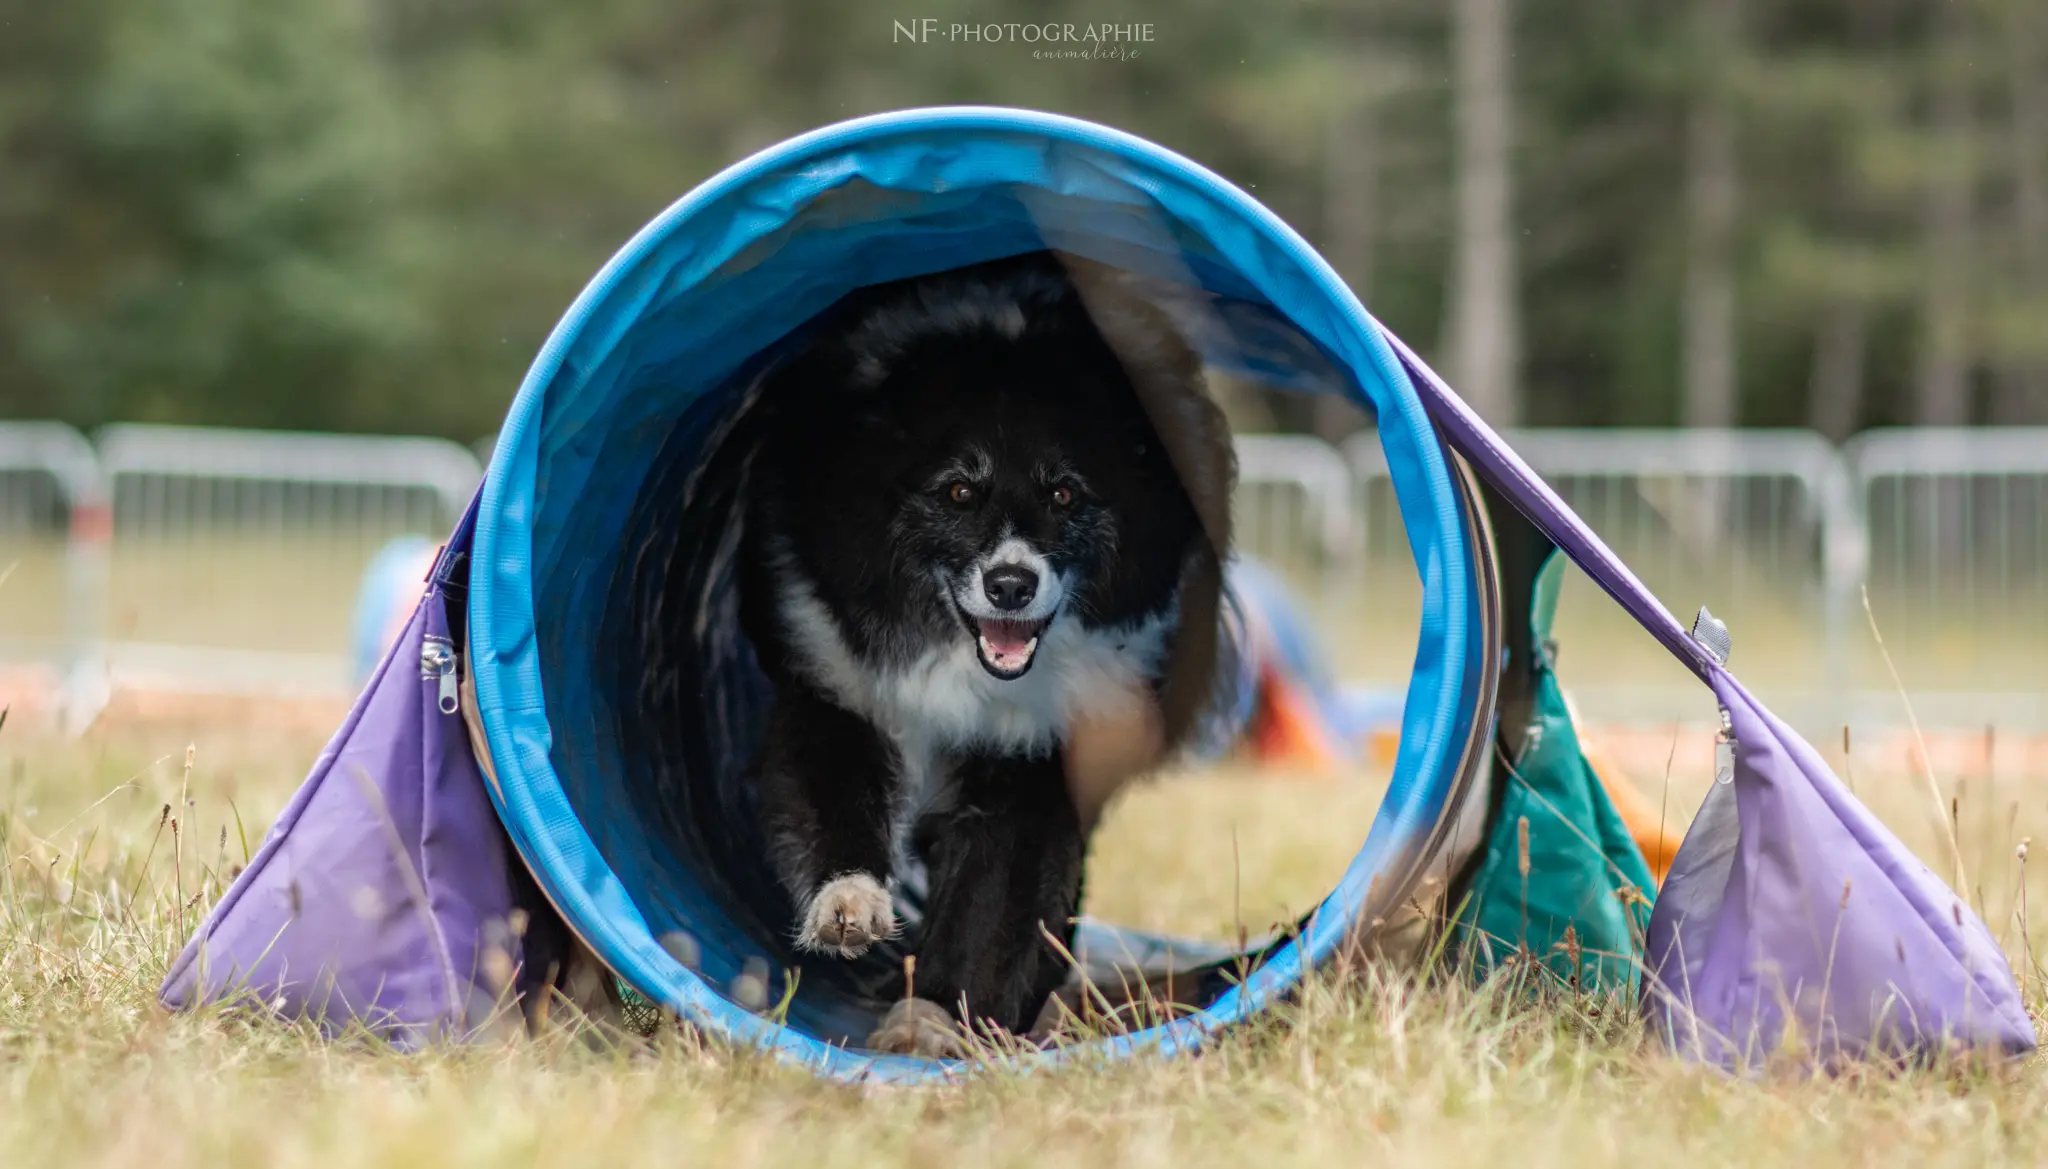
[736,251,1234,1054]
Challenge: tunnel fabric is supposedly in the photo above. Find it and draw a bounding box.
[462,107,1481,1082]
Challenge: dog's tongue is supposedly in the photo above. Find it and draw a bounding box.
[976,618,1040,674]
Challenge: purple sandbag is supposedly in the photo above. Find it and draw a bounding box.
[1644,672,2034,1065]
[1383,328,2036,1067]
[159,574,526,1046]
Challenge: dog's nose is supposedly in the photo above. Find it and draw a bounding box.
[983,565,1038,612]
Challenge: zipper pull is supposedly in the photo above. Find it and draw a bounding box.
[1713,705,1736,786]
[421,636,460,715]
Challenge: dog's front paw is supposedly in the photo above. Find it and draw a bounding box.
[797,872,896,957]
[867,997,969,1058]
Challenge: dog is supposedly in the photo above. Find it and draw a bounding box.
[735,251,1234,1054]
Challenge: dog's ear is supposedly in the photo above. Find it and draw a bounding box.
[1153,545,1227,752]
[1054,251,1236,564]
[1054,252,1239,751]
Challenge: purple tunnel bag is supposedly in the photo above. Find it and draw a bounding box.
[1646,671,2034,1065]
[1391,333,2036,1068]
[159,565,529,1046]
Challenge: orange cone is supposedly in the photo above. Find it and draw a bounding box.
[1245,665,1345,776]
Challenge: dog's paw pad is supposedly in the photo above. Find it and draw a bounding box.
[867,998,969,1058]
[797,872,896,958]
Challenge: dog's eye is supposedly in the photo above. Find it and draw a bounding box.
[947,482,975,506]
[1049,486,1075,508]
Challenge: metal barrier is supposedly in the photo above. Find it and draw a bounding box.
[0,419,2041,732]
[1846,427,2048,728]
[94,424,481,697]
[1232,434,1362,570]
[0,422,110,730]
[1343,428,1864,724]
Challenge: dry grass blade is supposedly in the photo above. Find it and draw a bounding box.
[1860,585,1968,895]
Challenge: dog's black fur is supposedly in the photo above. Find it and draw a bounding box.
[735,251,1234,1048]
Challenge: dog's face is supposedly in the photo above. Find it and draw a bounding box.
[889,401,1129,680]
[753,254,1223,693]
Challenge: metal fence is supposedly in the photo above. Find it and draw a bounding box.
[92,423,480,696]
[1232,433,1362,570]
[88,424,476,702]
[1329,429,1855,722]
[0,423,109,730]
[1324,426,2047,729]
[1,420,2045,730]
[1846,428,2048,728]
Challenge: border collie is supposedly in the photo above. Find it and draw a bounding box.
[735,251,1234,1054]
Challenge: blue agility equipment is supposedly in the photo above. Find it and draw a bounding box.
[465,107,1489,1081]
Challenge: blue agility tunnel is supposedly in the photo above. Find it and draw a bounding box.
[164,106,2032,1081]
[467,106,1495,1079]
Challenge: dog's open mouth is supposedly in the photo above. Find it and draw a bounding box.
[970,616,1051,679]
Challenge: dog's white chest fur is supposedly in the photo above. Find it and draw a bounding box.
[772,573,1171,849]
[776,579,1169,754]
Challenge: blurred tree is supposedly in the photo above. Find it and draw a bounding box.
[1509,0,1690,426]
[1306,1,1422,442]
[1444,0,1521,425]
[1681,0,1741,430]
[1,0,415,431]
[1743,0,1917,438]
[1989,0,2048,422]
[1916,0,1977,425]
[1,0,2043,439]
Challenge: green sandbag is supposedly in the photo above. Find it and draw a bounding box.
[1452,549,1656,993]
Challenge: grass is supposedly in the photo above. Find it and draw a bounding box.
[6,709,2048,1168]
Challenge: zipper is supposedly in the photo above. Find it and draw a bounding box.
[1713,705,1736,786]
[421,635,460,715]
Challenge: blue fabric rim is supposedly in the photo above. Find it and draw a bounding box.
[468,106,1473,1083]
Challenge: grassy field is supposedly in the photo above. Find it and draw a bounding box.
[5,709,2048,1168]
